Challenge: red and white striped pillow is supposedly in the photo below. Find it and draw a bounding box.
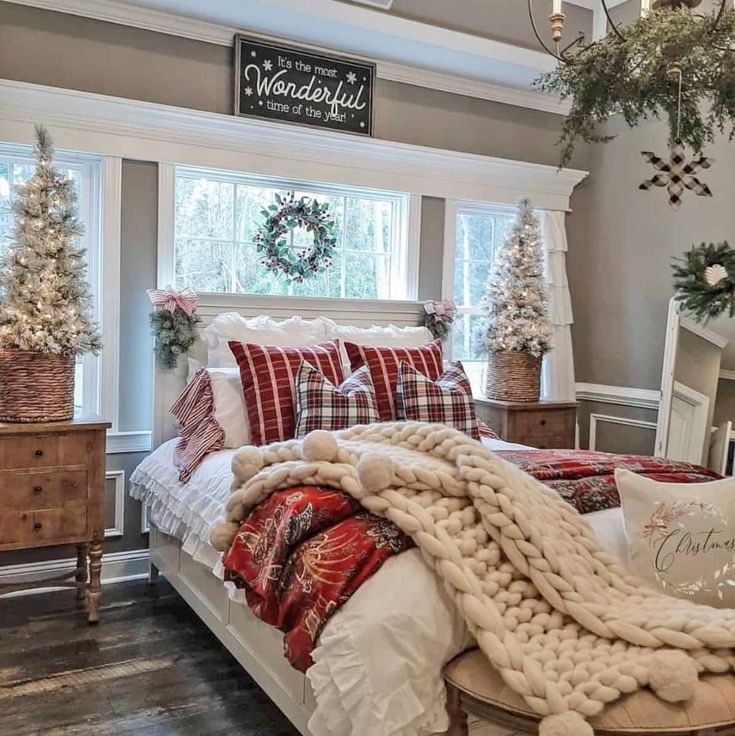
[293,362,380,437]
[170,369,226,482]
[345,339,444,421]
[395,360,480,441]
[229,340,344,445]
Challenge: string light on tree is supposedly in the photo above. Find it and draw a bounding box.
[0,125,101,356]
[481,198,552,359]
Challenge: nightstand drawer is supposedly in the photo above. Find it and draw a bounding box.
[0,432,93,470]
[0,471,88,510]
[510,410,574,437]
[0,506,89,549]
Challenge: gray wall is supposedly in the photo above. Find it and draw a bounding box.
[567,115,735,390]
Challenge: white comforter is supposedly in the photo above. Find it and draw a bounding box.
[130,439,627,736]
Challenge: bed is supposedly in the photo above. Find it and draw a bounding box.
[130,435,629,736]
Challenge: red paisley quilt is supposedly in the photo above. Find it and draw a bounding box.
[222,485,411,671]
[222,449,719,670]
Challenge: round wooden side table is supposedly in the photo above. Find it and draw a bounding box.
[444,648,735,736]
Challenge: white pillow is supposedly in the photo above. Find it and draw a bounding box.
[616,468,735,607]
[186,360,250,449]
[202,313,331,367]
[322,319,434,372]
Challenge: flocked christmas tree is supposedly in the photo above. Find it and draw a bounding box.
[482,198,552,358]
[0,125,102,356]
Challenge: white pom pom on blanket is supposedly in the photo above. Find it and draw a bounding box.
[648,650,699,702]
[230,446,264,483]
[302,430,338,462]
[540,711,594,736]
[357,452,394,496]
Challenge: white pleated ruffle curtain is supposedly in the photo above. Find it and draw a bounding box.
[540,210,576,401]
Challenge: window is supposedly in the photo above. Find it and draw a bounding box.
[446,202,516,391]
[0,145,102,417]
[171,166,415,300]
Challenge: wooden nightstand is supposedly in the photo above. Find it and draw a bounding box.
[0,417,110,622]
[474,398,577,449]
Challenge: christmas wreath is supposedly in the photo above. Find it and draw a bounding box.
[672,241,735,322]
[256,193,338,284]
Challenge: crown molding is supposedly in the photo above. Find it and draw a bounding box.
[1,0,569,115]
[0,80,587,210]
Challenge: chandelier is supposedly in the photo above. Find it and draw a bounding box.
[530,0,735,206]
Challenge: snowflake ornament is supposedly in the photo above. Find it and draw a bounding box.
[639,142,713,209]
[705,264,728,287]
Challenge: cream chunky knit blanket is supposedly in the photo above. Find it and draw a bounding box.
[211,423,735,736]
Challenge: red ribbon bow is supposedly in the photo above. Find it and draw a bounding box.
[147,286,199,316]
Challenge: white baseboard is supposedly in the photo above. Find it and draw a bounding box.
[0,548,149,596]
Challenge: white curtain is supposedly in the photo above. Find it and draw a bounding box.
[541,210,576,401]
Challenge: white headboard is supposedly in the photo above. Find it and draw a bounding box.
[153,294,425,446]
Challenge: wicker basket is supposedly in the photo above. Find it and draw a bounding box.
[0,349,76,423]
[485,351,542,403]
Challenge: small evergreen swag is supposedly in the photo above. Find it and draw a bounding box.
[256,192,338,284]
[535,7,735,166]
[150,308,199,370]
[672,241,735,322]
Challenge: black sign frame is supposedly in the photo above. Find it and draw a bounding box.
[234,34,375,137]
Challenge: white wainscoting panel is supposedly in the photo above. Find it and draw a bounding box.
[105,470,126,539]
[588,413,658,453]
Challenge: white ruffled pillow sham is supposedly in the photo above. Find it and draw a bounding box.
[202,313,332,368]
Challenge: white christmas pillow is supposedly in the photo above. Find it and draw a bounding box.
[616,468,735,607]
[202,313,331,367]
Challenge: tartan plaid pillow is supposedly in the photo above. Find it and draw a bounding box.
[395,360,480,441]
[294,362,380,437]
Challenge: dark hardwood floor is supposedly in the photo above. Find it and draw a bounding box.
[0,580,301,735]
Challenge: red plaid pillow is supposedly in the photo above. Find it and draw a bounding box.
[229,341,344,445]
[395,360,480,440]
[170,369,226,482]
[345,339,443,421]
[293,362,380,437]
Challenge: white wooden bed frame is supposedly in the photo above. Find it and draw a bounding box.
[147,296,500,736]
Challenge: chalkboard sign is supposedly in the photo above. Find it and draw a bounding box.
[235,35,375,136]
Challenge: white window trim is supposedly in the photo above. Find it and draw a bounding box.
[442,199,518,358]
[0,142,122,431]
[158,163,419,301]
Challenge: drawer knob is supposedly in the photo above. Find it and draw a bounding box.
[33,522,42,531]
[35,449,44,457]
[540,419,547,426]
[33,486,43,495]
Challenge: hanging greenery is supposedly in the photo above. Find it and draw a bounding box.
[148,287,200,370]
[256,193,338,284]
[672,241,735,322]
[535,6,735,166]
